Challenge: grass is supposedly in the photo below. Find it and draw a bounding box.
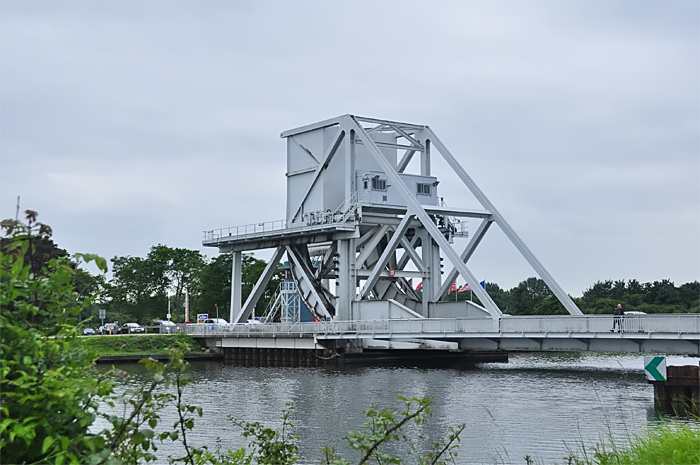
[593,420,699,465]
[550,420,700,465]
[75,333,203,356]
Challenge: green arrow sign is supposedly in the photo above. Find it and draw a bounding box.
[644,356,667,381]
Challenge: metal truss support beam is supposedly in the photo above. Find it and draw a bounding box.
[361,213,414,298]
[397,150,415,173]
[286,245,333,320]
[315,241,338,279]
[351,116,503,318]
[232,246,286,324]
[397,235,420,270]
[424,127,583,316]
[399,236,426,272]
[356,224,391,268]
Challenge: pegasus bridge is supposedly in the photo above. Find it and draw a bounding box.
[197,115,700,364]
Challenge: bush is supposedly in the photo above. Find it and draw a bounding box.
[76,334,201,356]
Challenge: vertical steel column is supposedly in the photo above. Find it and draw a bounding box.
[421,139,431,177]
[420,229,432,316]
[345,129,356,203]
[431,239,441,307]
[337,239,354,320]
[230,251,242,323]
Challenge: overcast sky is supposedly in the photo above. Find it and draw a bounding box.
[1,0,698,296]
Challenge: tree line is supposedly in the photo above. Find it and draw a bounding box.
[445,277,699,315]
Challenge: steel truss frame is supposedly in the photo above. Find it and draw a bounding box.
[224,115,582,323]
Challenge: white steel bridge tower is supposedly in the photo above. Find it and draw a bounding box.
[202,115,582,325]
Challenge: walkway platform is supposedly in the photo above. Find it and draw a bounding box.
[186,314,700,356]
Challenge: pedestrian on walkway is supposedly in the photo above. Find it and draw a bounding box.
[611,304,624,332]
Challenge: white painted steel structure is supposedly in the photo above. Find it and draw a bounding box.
[203,115,585,327]
[186,314,700,355]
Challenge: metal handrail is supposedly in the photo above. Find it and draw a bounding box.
[203,192,360,244]
[184,314,700,338]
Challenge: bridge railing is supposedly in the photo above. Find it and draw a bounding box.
[183,314,699,337]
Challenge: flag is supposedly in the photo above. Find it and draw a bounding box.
[480,280,486,289]
[415,281,423,291]
[448,281,457,294]
[458,284,471,293]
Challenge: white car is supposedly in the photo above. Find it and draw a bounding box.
[119,322,145,334]
[153,319,179,333]
[205,318,229,325]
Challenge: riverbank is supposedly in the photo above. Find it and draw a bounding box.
[76,333,206,360]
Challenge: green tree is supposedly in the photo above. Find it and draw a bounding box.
[241,254,284,316]
[74,267,106,323]
[196,253,283,320]
[533,295,571,315]
[644,279,683,306]
[197,253,233,316]
[0,211,68,277]
[0,212,112,463]
[106,255,157,324]
[677,281,699,311]
[582,280,615,305]
[485,282,510,312]
[509,277,552,315]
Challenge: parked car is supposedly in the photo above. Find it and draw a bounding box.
[152,319,179,334]
[81,328,95,336]
[98,323,119,335]
[119,322,145,334]
[204,318,229,325]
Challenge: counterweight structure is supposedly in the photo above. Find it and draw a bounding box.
[203,115,582,324]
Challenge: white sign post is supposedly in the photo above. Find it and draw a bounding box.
[644,356,667,382]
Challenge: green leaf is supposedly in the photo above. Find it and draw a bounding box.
[42,436,55,453]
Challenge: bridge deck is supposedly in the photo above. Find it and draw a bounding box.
[186,314,700,355]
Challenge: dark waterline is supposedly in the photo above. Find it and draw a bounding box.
[99,353,696,464]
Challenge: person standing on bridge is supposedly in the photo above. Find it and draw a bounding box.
[611,304,624,332]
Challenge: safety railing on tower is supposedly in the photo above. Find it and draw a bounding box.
[203,192,360,244]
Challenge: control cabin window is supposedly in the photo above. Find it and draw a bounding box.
[371,178,387,191]
[416,183,431,196]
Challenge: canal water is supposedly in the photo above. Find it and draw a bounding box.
[103,353,696,464]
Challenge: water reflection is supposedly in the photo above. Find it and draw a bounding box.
[102,353,697,464]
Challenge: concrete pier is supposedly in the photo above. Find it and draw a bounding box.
[649,365,700,416]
